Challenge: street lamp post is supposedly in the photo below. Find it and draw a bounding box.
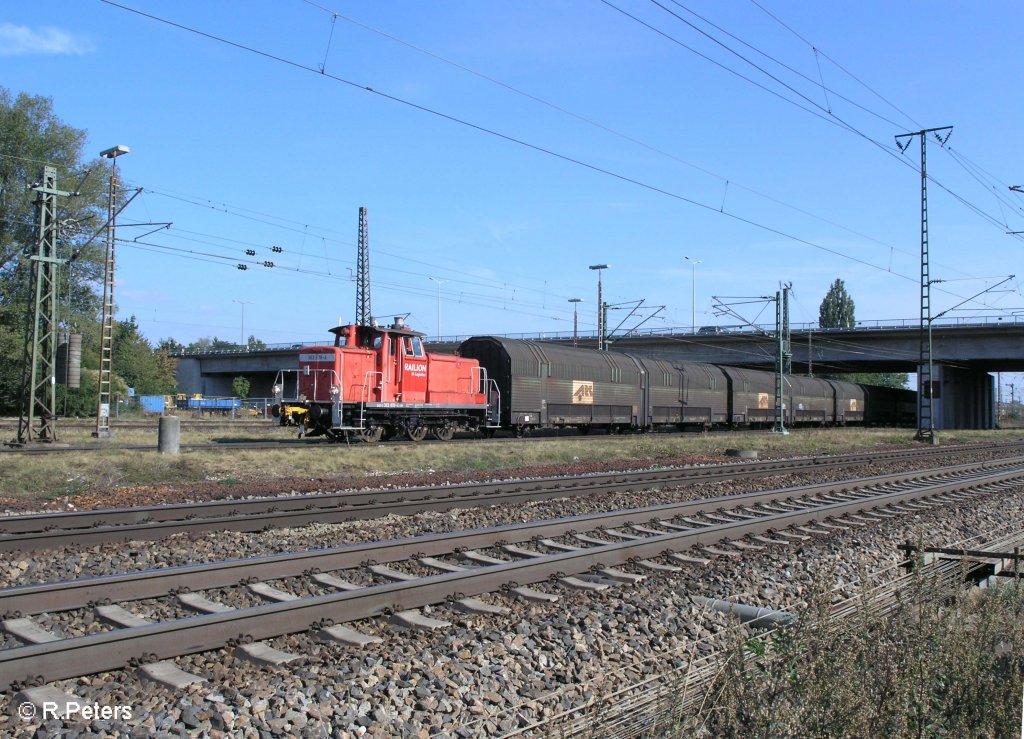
[684,256,701,333]
[94,144,130,439]
[568,298,583,347]
[428,277,447,339]
[232,299,254,347]
[588,264,609,350]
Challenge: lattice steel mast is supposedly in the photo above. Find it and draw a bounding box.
[355,207,372,325]
[770,285,791,435]
[16,166,71,444]
[896,126,952,444]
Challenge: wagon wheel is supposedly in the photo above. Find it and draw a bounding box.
[406,425,428,442]
[355,426,383,443]
[431,425,455,442]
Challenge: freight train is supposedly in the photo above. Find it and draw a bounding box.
[271,319,916,441]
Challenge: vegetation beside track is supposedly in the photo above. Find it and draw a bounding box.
[674,575,1024,738]
[2,426,1024,505]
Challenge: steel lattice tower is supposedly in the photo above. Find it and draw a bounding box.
[897,126,952,444]
[355,207,371,326]
[770,288,789,435]
[17,166,68,444]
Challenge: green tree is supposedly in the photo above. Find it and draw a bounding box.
[187,337,240,352]
[113,316,176,395]
[232,376,251,399]
[0,88,113,413]
[818,279,856,328]
[833,371,909,389]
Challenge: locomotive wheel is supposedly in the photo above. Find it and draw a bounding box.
[406,425,428,442]
[431,425,455,442]
[355,427,383,443]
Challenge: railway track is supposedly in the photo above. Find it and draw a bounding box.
[2,442,1022,551]
[0,426,747,454]
[3,458,1022,693]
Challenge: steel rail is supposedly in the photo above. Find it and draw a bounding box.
[1,442,1020,552]
[0,462,990,616]
[0,460,1014,618]
[2,464,1021,691]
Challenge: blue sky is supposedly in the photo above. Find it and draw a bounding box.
[4,0,1024,360]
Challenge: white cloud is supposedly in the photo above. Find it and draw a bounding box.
[0,23,95,56]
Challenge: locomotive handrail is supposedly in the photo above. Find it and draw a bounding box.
[355,371,383,430]
[470,365,488,395]
[485,378,501,427]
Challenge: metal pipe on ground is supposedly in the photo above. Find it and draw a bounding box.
[690,595,797,629]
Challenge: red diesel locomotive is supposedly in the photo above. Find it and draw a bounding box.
[272,318,497,441]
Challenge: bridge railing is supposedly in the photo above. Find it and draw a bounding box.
[172,315,1024,356]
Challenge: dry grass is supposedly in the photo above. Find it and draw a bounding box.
[678,576,1024,738]
[2,425,1023,503]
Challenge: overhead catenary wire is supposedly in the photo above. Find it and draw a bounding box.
[743,0,1024,226]
[95,0,1024,333]
[298,0,978,276]
[623,0,1023,237]
[99,0,988,292]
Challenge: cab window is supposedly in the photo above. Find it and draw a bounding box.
[410,337,425,357]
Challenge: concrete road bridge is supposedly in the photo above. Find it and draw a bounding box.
[174,316,1024,430]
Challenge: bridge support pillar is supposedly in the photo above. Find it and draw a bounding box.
[932,365,994,430]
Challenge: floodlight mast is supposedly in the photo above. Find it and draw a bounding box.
[94,144,130,439]
[589,264,609,350]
